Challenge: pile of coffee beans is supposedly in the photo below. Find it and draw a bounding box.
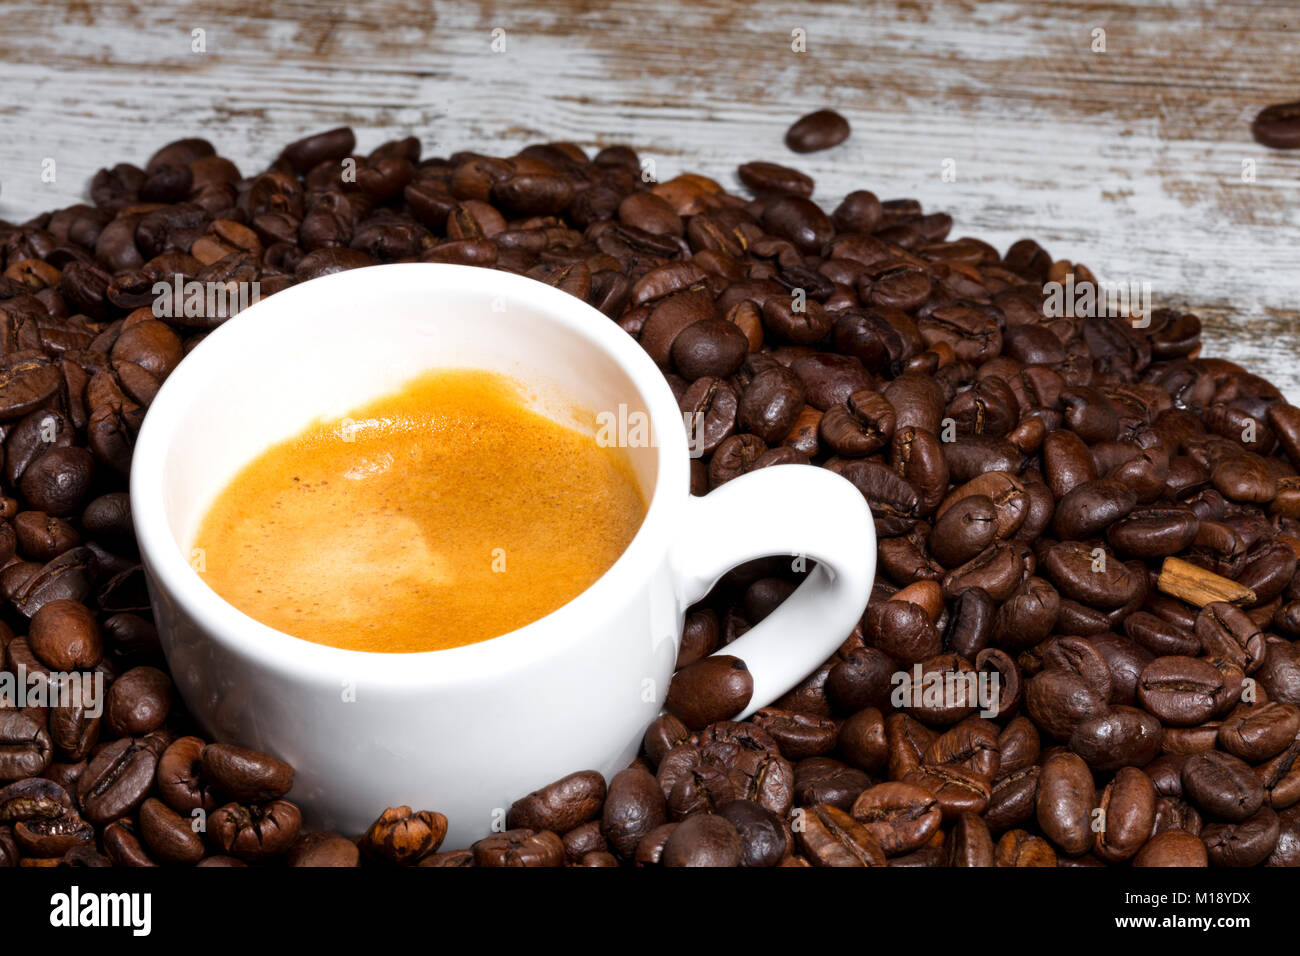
[2,125,1300,867]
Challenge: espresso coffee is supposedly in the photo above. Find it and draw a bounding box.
[193,368,646,652]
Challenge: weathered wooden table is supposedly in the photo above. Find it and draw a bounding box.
[2,0,1297,394]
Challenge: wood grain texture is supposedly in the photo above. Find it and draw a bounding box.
[1,0,1297,394]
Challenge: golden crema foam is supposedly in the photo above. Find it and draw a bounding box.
[194,368,647,652]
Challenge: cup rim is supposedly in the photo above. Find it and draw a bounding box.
[130,262,689,688]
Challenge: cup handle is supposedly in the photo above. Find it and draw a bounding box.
[668,464,877,719]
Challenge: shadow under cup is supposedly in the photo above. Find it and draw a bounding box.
[132,263,685,844]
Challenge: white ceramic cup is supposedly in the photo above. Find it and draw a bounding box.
[131,262,876,848]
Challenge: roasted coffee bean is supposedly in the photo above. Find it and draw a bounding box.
[820,391,895,457]
[945,587,996,658]
[1218,702,1300,762]
[358,806,446,865]
[864,600,941,664]
[974,648,1022,718]
[27,599,100,671]
[643,714,692,769]
[743,577,797,623]
[1195,602,1265,674]
[677,608,720,670]
[287,831,361,867]
[77,736,159,824]
[941,541,1033,604]
[665,655,753,730]
[619,192,682,236]
[49,690,100,763]
[1267,804,1300,866]
[1146,754,1189,797]
[1137,656,1225,727]
[200,743,294,803]
[931,495,998,568]
[472,828,565,867]
[1153,795,1203,835]
[697,721,795,816]
[1108,505,1200,558]
[1238,541,1296,606]
[996,717,1041,777]
[156,736,216,815]
[991,577,1060,650]
[752,708,837,759]
[770,661,833,721]
[943,436,1022,485]
[12,547,97,617]
[838,707,888,773]
[850,782,942,855]
[1069,706,1163,771]
[827,647,895,714]
[104,666,172,737]
[632,823,677,867]
[828,190,883,234]
[1202,807,1280,867]
[672,318,748,380]
[1258,738,1300,808]
[1182,751,1265,822]
[738,365,806,443]
[10,806,94,858]
[662,813,743,867]
[561,820,607,863]
[98,817,154,867]
[1036,752,1096,856]
[762,196,833,255]
[209,796,302,863]
[1212,454,1277,503]
[280,127,356,172]
[0,824,17,867]
[137,796,204,864]
[58,845,112,867]
[1024,669,1108,741]
[717,799,788,867]
[709,433,766,487]
[14,513,80,562]
[602,767,667,858]
[904,655,983,726]
[994,829,1057,867]
[796,803,886,866]
[946,811,995,867]
[1042,636,1113,701]
[938,472,1028,542]
[657,746,735,819]
[985,766,1040,833]
[794,756,872,810]
[0,777,74,840]
[785,109,851,153]
[788,353,872,410]
[1053,480,1136,540]
[737,161,815,198]
[1043,429,1097,499]
[1124,611,1200,657]
[1042,541,1142,609]
[19,446,95,516]
[1259,641,1300,707]
[901,764,991,820]
[1134,829,1208,867]
[1094,767,1157,863]
[508,770,605,833]
[680,376,738,457]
